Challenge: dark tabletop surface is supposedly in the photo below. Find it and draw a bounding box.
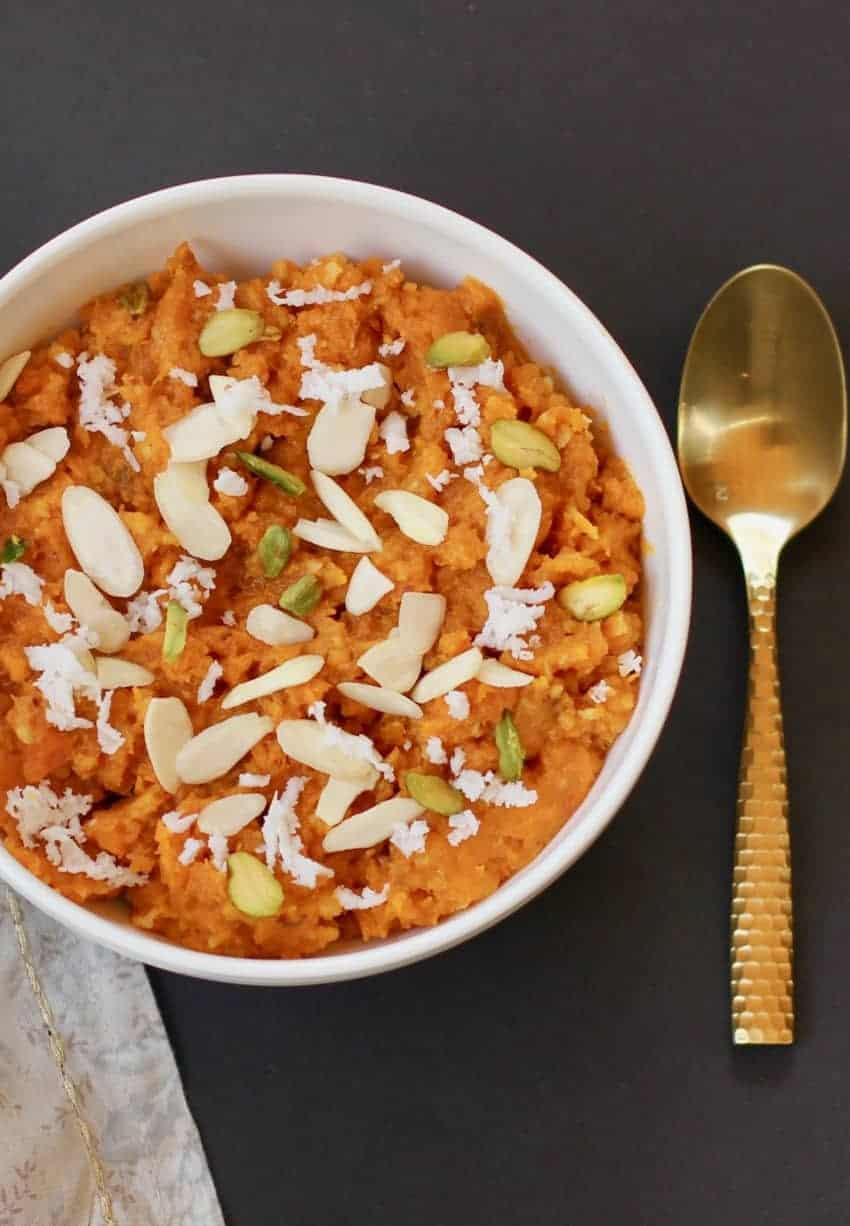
[5,3,850,1223]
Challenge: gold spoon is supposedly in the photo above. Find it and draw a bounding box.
[678,265,846,1045]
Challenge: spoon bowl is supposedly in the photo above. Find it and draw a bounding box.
[679,264,846,1045]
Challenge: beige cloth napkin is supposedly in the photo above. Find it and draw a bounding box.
[0,891,225,1226]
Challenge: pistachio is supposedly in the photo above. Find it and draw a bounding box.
[227,852,284,918]
[558,574,627,621]
[1,535,25,563]
[495,710,524,781]
[245,603,315,647]
[405,771,465,816]
[144,696,193,793]
[258,524,292,578]
[279,575,322,617]
[118,282,150,317]
[163,601,188,662]
[0,351,31,402]
[426,331,490,368]
[490,419,561,472]
[236,451,306,496]
[198,308,265,357]
[374,490,449,546]
[221,654,325,710]
[61,485,145,598]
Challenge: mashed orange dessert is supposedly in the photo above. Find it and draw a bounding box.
[0,244,644,958]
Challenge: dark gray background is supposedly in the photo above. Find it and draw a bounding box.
[5,3,850,1223]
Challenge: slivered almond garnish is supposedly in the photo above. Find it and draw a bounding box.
[221,655,325,710]
[357,637,422,693]
[374,491,449,546]
[245,604,315,647]
[308,400,376,475]
[310,470,382,548]
[323,796,425,853]
[175,713,274,785]
[61,485,145,598]
[66,639,97,675]
[1,442,56,494]
[360,362,393,410]
[345,557,394,615]
[164,401,254,463]
[410,646,483,703]
[337,682,423,719]
[275,719,377,783]
[27,427,70,463]
[144,696,193,794]
[94,656,155,688]
[197,793,266,837]
[476,659,534,687]
[293,518,378,553]
[316,774,378,827]
[397,593,447,654]
[0,351,31,402]
[485,477,541,587]
[64,570,131,654]
[154,461,232,561]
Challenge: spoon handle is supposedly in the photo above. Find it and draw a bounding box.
[731,572,794,1044]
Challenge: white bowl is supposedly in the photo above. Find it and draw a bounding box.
[0,175,691,985]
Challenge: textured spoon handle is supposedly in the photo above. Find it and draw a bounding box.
[731,575,794,1044]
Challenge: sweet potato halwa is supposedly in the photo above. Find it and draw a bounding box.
[0,245,643,957]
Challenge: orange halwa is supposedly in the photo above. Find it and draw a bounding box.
[0,244,643,958]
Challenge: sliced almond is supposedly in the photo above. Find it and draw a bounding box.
[293,518,377,553]
[311,470,382,548]
[316,775,378,828]
[245,604,315,647]
[323,796,425,853]
[374,490,449,546]
[360,363,393,410]
[398,592,447,654]
[64,570,131,654]
[307,399,376,475]
[197,792,266,837]
[0,351,31,402]
[357,638,422,692]
[94,656,155,688]
[345,557,394,615]
[410,646,483,703]
[176,713,274,785]
[154,461,232,561]
[1,442,55,495]
[144,696,193,793]
[485,476,541,587]
[477,659,535,688]
[61,485,145,598]
[337,682,423,719]
[275,719,377,783]
[27,427,70,464]
[66,638,96,675]
[164,401,255,463]
[221,654,325,710]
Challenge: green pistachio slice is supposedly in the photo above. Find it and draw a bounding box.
[236,452,306,496]
[227,852,284,918]
[163,600,188,662]
[425,331,490,368]
[490,419,561,472]
[558,574,627,621]
[405,771,465,816]
[279,574,322,617]
[258,524,292,578]
[495,710,524,782]
[118,282,150,317]
[198,308,266,357]
[0,535,26,563]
